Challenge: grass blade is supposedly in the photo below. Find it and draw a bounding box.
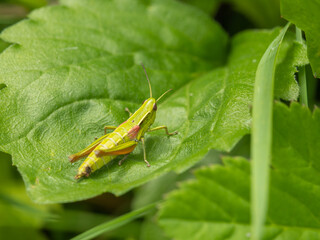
[71,202,158,240]
[251,23,291,240]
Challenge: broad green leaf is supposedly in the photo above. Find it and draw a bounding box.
[281,0,320,77]
[159,103,320,240]
[133,136,251,240]
[132,135,251,210]
[0,0,228,203]
[274,32,308,100]
[251,23,289,240]
[0,0,305,203]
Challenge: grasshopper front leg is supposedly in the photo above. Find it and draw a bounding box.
[125,107,133,117]
[148,126,178,136]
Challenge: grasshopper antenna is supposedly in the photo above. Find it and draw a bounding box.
[141,63,152,98]
[156,89,172,103]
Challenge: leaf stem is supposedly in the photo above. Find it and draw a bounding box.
[296,27,308,107]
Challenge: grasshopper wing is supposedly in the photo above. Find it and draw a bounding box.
[94,140,138,157]
[69,133,112,163]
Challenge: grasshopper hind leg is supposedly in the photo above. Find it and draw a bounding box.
[69,133,113,163]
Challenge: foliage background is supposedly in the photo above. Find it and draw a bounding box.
[0,0,318,239]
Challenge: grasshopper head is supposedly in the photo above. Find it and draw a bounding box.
[143,97,157,112]
[138,97,157,125]
[135,97,157,135]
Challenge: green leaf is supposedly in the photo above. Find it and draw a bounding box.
[159,102,320,239]
[0,0,305,203]
[0,0,228,203]
[132,135,251,210]
[281,0,320,77]
[274,32,308,100]
[251,23,290,240]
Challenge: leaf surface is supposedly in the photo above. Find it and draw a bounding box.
[159,103,320,240]
[281,0,320,77]
[0,0,306,203]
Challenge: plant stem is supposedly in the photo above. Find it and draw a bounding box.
[296,27,308,107]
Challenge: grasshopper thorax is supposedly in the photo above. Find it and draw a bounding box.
[134,98,156,125]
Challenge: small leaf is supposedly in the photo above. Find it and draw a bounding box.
[281,0,320,77]
[274,32,308,100]
[159,103,320,240]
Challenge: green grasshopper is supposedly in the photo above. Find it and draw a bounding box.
[69,64,178,180]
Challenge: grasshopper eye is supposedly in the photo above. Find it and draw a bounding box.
[153,103,157,111]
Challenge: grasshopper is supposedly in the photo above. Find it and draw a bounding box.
[69,64,178,180]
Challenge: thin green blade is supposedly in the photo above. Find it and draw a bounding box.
[251,22,290,240]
